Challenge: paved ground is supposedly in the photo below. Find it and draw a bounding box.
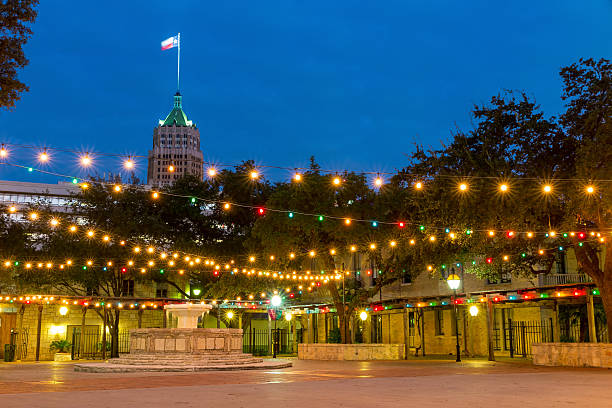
[1,358,611,407]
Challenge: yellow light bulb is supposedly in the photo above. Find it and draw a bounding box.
[586,185,595,194]
[526,232,534,238]
[459,183,468,192]
[152,191,159,199]
[543,184,552,193]
[374,177,383,187]
[369,243,376,250]
[429,235,436,242]
[293,173,302,182]
[223,202,231,210]
[87,230,94,237]
[250,170,259,179]
[29,212,38,220]
[168,165,175,172]
[330,249,336,255]
[124,159,134,169]
[289,252,295,259]
[8,206,16,213]
[0,147,7,158]
[39,151,49,162]
[249,256,255,262]
[113,185,121,192]
[69,225,77,232]
[50,218,59,227]
[488,230,495,237]
[414,181,423,190]
[208,167,217,177]
[332,176,341,186]
[344,218,351,225]
[103,235,110,242]
[499,183,509,192]
[409,239,415,245]
[350,245,357,252]
[80,155,92,166]
[309,250,316,257]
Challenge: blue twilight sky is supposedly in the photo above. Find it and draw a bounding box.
[0,1,611,183]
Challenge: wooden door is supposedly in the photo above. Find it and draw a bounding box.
[0,313,17,358]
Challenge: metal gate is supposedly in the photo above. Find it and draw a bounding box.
[9,328,28,360]
[508,319,554,357]
[242,328,294,356]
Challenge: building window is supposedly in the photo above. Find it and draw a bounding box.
[156,287,168,298]
[435,309,444,335]
[402,269,412,284]
[556,252,567,274]
[121,279,134,296]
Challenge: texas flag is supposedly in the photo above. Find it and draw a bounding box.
[161,35,179,51]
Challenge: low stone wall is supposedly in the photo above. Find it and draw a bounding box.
[298,343,405,360]
[532,343,612,368]
[129,328,243,354]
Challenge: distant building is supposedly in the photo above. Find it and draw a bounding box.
[147,92,204,186]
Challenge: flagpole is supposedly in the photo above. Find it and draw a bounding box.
[177,32,181,92]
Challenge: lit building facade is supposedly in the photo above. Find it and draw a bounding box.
[147,92,204,186]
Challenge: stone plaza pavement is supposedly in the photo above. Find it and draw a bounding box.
[1,358,612,407]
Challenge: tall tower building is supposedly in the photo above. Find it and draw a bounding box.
[147,92,204,186]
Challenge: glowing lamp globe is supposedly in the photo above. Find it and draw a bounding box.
[469,305,479,316]
[447,274,461,290]
[59,306,68,316]
[271,295,282,307]
[226,311,234,319]
[285,312,293,321]
[359,311,368,321]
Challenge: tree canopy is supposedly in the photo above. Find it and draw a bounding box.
[0,0,38,109]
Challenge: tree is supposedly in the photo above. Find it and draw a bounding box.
[250,160,412,343]
[399,58,612,338]
[0,0,39,109]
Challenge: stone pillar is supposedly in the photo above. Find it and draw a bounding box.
[587,294,597,343]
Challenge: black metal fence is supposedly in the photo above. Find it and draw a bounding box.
[9,328,28,361]
[71,328,131,359]
[508,319,554,357]
[242,328,294,356]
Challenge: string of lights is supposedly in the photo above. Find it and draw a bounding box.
[3,162,610,235]
[2,141,612,182]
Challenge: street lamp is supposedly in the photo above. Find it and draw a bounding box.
[447,273,461,362]
[270,295,282,358]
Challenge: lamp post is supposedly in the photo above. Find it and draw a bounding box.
[447,273,461,362]
[271,295,282,358]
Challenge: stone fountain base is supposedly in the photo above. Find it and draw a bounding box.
[73,328,292,372]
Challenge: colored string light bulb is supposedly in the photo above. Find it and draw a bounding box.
[414,181,423,190]
[543,184,552,193]
[124,158,134,169]
[499,183,509,192]
[585,185,595,194]
[207,167,217,177]
[39,151,49,162]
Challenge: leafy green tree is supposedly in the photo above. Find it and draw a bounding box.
[250,160,412,343]
[0,0,38,109]
[398,58,611,337]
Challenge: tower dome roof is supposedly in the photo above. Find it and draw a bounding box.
[159,92,194,127]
